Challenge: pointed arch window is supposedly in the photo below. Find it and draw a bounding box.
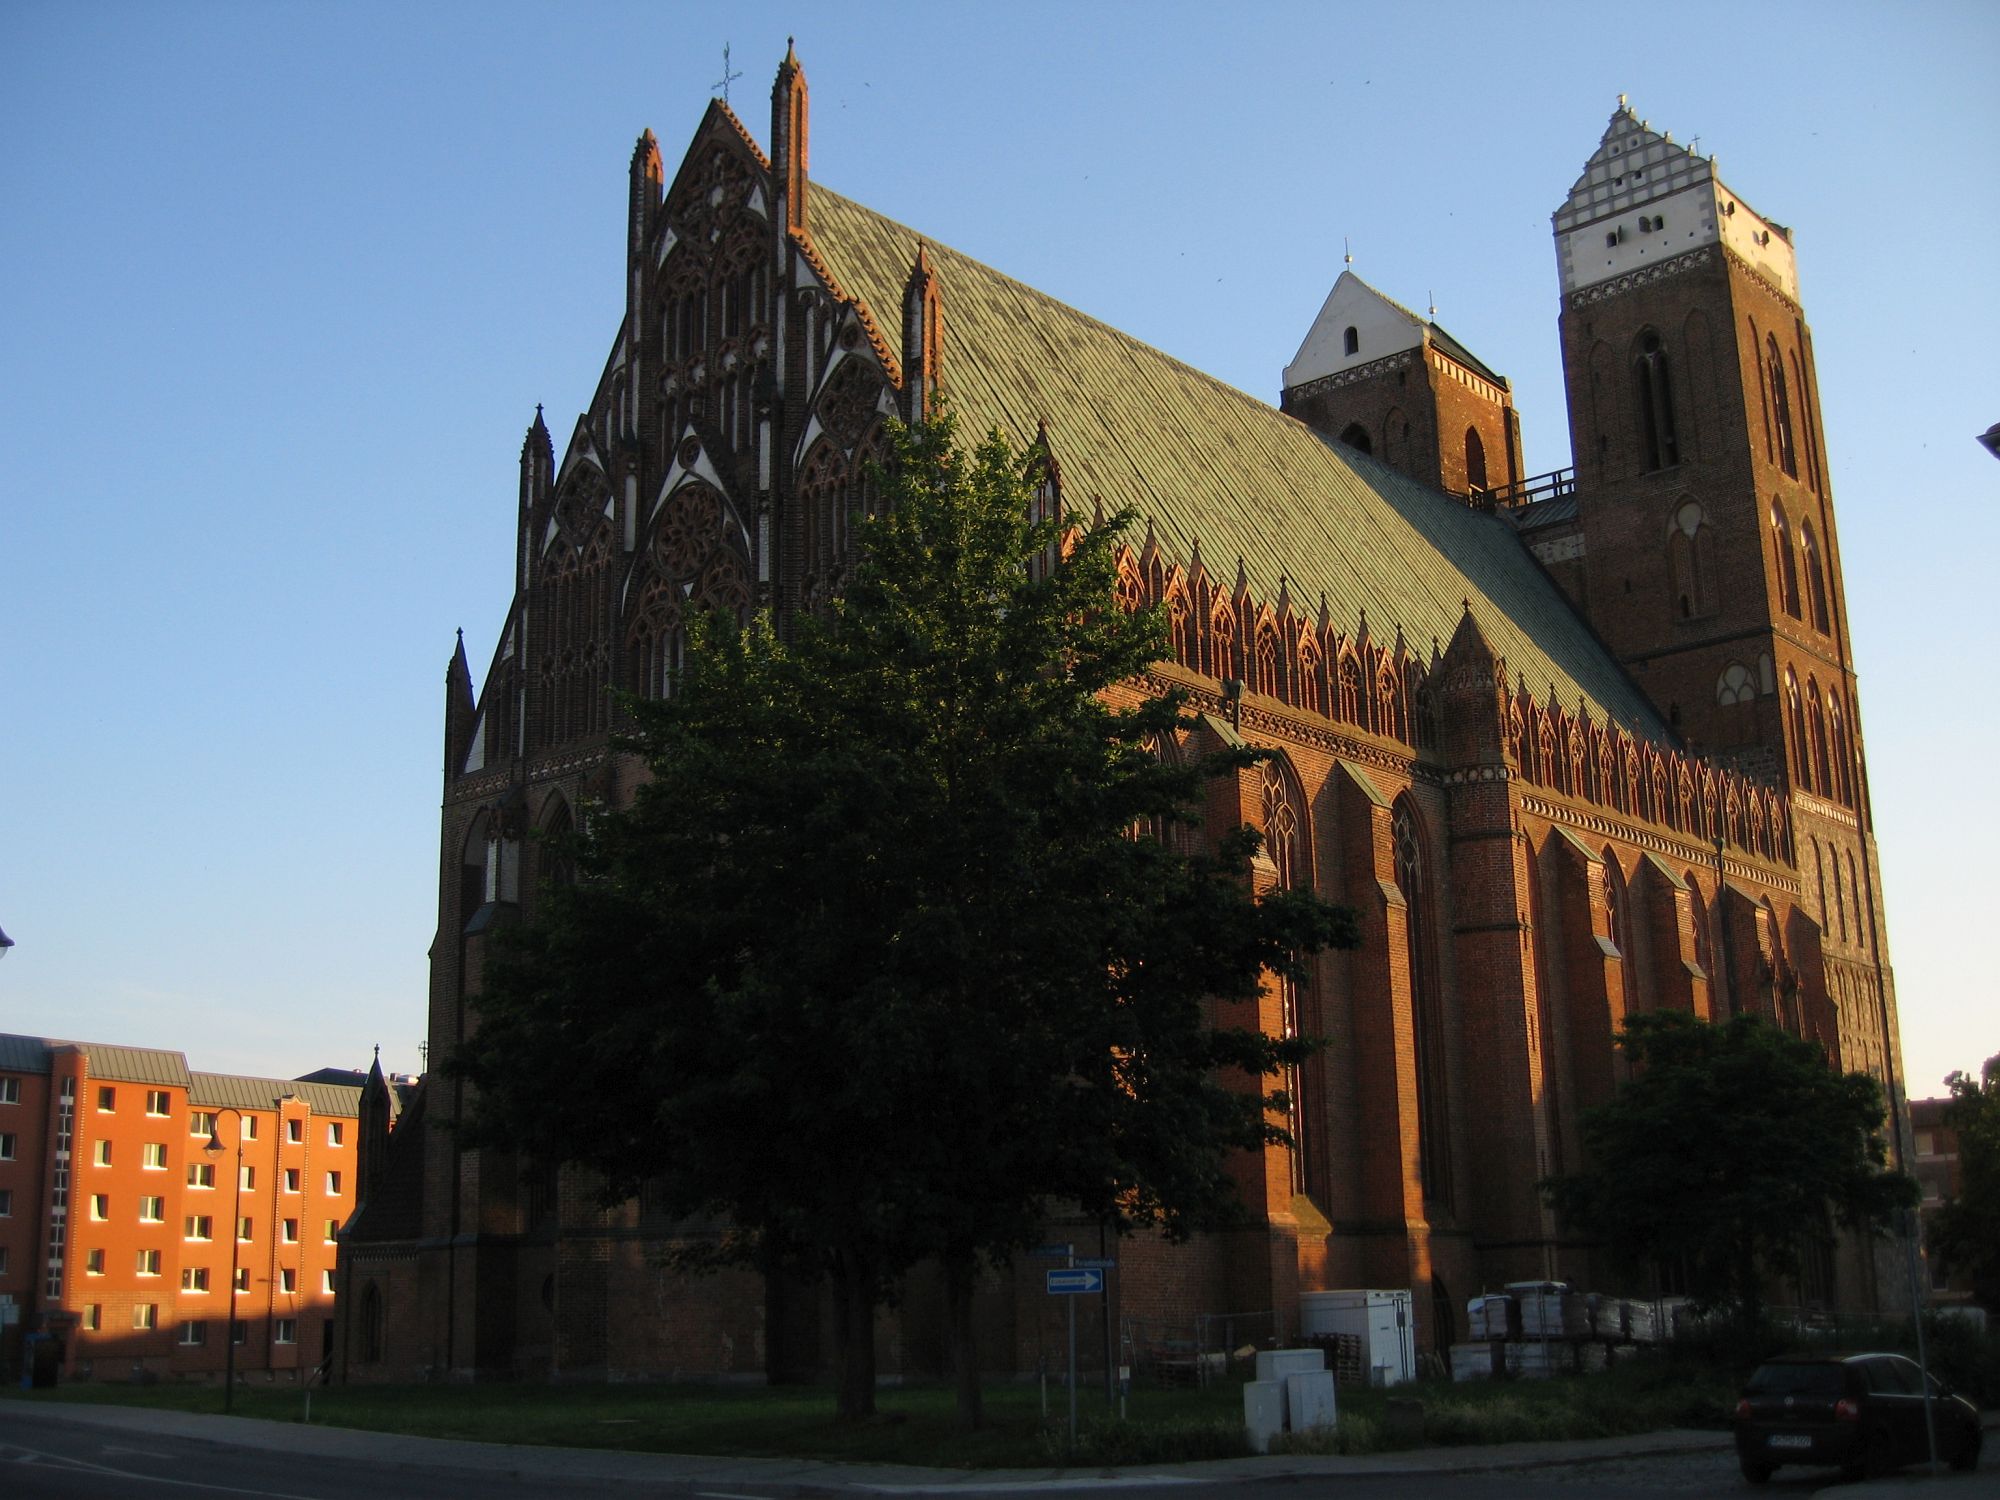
[1339,422,1372,455]
[1806,679,1831,795]
[1784,669,1811,791]
[1253,622,1284,700]
[1208,603,1237,682]
[1770,502,1801,618]
[1393,798,1452,1206]
[1296,637,1324,718]
[536,800,576,895]
[1604,854,1639,1016]
[1263,759,1315,1198]
[1165,587,1194,666]
[1336,652,1363,724]
[1800,521,1830,633]
[1767,334,1797,477]
[1632,331,1679,470]
[798,441,848,599]
[1464,426,1488,494]
[1847,852,1867,954]
[1827,692,1853,806]
[1343,325,1360,357]
[1668,502,1716,619]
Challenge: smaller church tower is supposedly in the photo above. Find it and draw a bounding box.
[1282,271,1524,501]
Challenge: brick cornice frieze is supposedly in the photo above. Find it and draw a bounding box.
[1282,348,1417,404]
[1517,789,1799,895]
[1567,245,1715,310]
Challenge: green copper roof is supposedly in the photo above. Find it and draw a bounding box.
[807,188,1670,741]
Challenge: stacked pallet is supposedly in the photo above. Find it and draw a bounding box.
[1448,1284,1692,1381]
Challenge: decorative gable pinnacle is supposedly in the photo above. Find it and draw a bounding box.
[771,39,810,236]
[902,242,942,421]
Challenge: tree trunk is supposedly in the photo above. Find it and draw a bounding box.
[944,1248,984,1431]
[831,1253,878,1422]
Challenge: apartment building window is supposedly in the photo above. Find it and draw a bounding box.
[146,1090,171,1116]
[182,1266,210,1292]
[0,1132,15,1160]
[178,1321,207,1347]
[97,1087,116,1112]
[82,1305,101,1331]
[188,1162,214,1189]
[190,1110,215,1137]
[232,1319,247,1345]
[133,1304,159,1330]
[93,1140,113,1166]
[287,1119,303,1144]
[140,1196,165,1222]
[184,1215,213,1241]
[237,1217,254,1242]
[90,1195,109,1221]
[0,1247,8,1275]
[282,1219,299,1244]
[326,1122,343,1147]
[0,1077,18,1103]
[136,1248,161,1276]
[0,1188,11,1216]
[323,1219,340,1242]
[274,1318,297,1345]
[325,1171,342,1196]
[234,1267,249,1293]
[280,1267,296,1294]
[143,1143,167,1169]
[322,1270,336,1294]
[243,1116,257,1139]
[284,1168,300,1194]
[239,1165,255,1192]
[85,1248,104,1275]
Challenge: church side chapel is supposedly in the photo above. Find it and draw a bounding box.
[335,51,1905,1383]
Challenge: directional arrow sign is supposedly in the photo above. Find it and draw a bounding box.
[1046,1267,1104,1296]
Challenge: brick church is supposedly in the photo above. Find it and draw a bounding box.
[335,49,1907,1382]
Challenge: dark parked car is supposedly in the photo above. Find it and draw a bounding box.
[1733,1352,1982,1483]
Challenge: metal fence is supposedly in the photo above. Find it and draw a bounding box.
[1121,1310,1278,1387]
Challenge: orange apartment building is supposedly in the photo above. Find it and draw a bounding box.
[0,1033,360,1383]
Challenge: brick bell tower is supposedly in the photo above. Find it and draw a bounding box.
[1553,101,1905,1155]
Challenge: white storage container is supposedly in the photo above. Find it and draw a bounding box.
[1299,1289,1416,1387]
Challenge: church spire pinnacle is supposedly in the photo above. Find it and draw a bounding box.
[771,39,810,235]
[902,242,941,420]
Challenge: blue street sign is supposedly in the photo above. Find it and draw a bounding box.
[1074,1257,1117,1270]
[1031,1243,1074,1258]
[1046,1267,1104,1295]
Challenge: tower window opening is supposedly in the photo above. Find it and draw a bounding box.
[1633,332,1678,470]
[1343,325,1359,357]
[1767,334,1798,477]
[1770,502,1802,618]
[1339,422,1372,455]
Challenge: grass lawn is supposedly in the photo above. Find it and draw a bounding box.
[1,1359,1735,1467]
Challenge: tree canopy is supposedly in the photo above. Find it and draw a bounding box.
[1542,1010,1915,1325]
[1928,1052,2000,1310]
[452,410,1356,1423]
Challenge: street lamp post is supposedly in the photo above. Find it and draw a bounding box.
[204,1108,247,1412]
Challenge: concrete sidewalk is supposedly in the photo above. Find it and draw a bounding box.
[5,1399,1739,1490]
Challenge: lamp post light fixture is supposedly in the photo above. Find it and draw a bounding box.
[0,923,14,958]
[204,1107,247,1412]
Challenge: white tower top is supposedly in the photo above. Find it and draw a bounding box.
[1552,101,1798,302]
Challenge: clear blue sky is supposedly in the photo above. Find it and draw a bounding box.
[3,1,1994,1099]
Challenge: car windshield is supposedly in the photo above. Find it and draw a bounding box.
[1747,1363,1846,1396]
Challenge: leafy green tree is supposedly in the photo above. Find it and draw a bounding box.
[1929,1052,2000,1310]
[452,410,1355,1425]
[1543,1010,1916,1328]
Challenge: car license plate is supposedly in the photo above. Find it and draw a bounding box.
[1769,1434,1812,1449]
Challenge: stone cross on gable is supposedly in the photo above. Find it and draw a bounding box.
[712,42,743,105]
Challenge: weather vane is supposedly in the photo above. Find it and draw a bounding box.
[713,42,743,105]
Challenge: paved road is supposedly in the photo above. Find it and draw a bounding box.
[1,1402,1992,1500]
